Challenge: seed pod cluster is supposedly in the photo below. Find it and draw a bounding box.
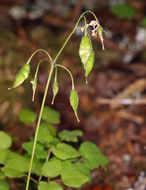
[70,89,80,122]
[51,81,59,104]
[8,63,30,90]
[79,35,94,82]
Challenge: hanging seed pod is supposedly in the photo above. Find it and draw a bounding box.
[8,63,30,90]
[98,25,105,50]
[51,81,59,105]
[70,89,80,122]
[85,51,94,84]
[31,77,37,101]
[79,36,92,68]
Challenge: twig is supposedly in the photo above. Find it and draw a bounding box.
[96,98,146,105]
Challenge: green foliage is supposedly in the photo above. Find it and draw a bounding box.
[37,123,55,144]
[51,143,80,160]
[41,157,62,177]
[0,148,10,164]
[38,181,63,190]
[141,17,146,27]
[42,107,60,124]
[18,108,36,124]
[0,171,5,180]
[60,160,90,188]
[58,129,83,142]
[0,132,12,149]
[0,180,9,190]
[79,141,109,169]
[22,141,47,159]
[0,107,109,189]
[110,4,136,19]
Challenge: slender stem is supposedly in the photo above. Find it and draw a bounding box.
[24,174,38,184]
[83,16,87,36]
[32,58,51,101]
[25,64,54,190]
[27,49,52,64]
[56,64,75,90]
[38,150,51,183]
[54,67,58,82]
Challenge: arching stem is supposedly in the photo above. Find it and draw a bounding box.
[56,64,75,90]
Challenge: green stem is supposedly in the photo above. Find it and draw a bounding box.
[27,49,52,64]
[83,16,87,36]
[38,150,51,183]
[32,58,51,101]
[56,64,75,90]
[25,64,54,190]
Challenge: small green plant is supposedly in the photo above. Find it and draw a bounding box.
[0,107,108,190]
[8,11,109,190]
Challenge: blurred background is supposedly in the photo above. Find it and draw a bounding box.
[0,0,146,189]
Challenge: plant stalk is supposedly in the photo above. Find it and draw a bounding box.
[25,64,54,190]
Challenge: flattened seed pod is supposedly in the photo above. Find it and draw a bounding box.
[31,77,37,101]
[85,51,94,82]
[79,36,92,68]
[70,89,80,122]
[98,26,105,50]
[51,81,59,104]
[8,63,30,90]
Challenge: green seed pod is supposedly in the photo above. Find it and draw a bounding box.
[85,51,94,83]
[79,36,92,68]
[51,81,59,105]
[8,63,30,90]
[70,89,80,122]
[31,77,37,101]
[98,26,105,50]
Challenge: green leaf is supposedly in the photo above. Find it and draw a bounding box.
[61,161,89,188]
[110,4,136,19]
[141,17,146,27]
[49,137,60,147]
[74,162,91,182]
[37,123,56,144]
[0,132,12,149]
[79,142,109,169]
[58,130,83,142]
[41,157,62,177]
[38,181,63,190]
[3,154,30,178]
[0,180,9,190]
[3,153,42,177]
[0,171,5,180]
[51,143,80,160]
[22,141,47,159]
[18,108,36,124]
[0,148,10,164]
[42,107,60,124]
